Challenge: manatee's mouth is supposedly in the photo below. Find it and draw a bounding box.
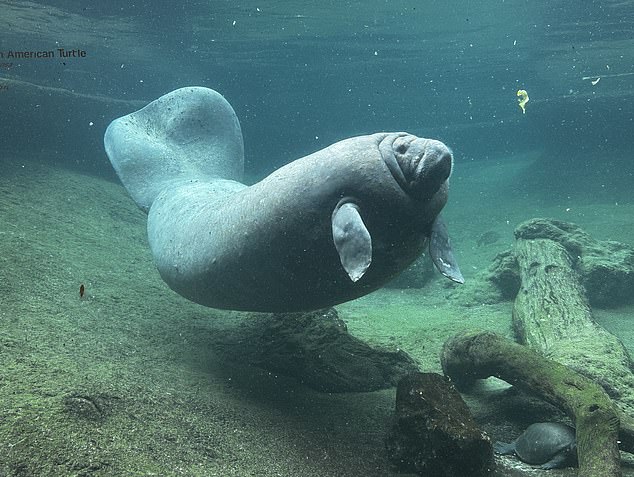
[379,133,453,201]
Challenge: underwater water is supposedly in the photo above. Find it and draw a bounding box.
[1,1,634,476]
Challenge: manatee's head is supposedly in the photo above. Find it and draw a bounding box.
[379,132,453,207]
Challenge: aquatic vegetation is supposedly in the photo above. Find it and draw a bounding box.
[517,89,529,114]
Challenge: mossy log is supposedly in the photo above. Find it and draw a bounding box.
[483,218,634,307]
[441,330,621,477]
[515,218,634,307]
[513,236,634,418]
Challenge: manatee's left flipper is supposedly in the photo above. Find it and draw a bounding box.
[430,215,464,283]
[331,202,372,282]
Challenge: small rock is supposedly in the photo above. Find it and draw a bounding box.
[486,250,521,300]
[62,392,117,421]
[477,230,502,247]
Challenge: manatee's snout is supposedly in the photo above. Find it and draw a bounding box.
[409,139,453,199]
[380,133,453,201]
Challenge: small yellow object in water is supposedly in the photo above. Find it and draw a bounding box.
[517,89,529,114]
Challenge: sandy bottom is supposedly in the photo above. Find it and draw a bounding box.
[1,152,633,476]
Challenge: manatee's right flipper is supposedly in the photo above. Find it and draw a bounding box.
[430,215,464,283]
[331,202,372,282]
[104,87,244,212]
[493,441,516,456]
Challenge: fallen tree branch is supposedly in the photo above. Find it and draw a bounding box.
[441,330,622,477]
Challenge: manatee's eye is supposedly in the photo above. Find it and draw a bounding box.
[396,143,408,155]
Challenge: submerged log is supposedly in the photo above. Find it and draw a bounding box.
[441,330,621,477]
[242,308,420,392]
[515,218,634,308]
[513,226,634,419]
[485,218,634,307]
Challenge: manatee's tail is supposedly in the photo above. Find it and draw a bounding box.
[104,87,244,212]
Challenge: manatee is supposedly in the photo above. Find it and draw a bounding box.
[104,86,463,312]
[494,422,577,469]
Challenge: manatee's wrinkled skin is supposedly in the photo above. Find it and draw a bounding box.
[105,87,461,312]
[494,422,577,470]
